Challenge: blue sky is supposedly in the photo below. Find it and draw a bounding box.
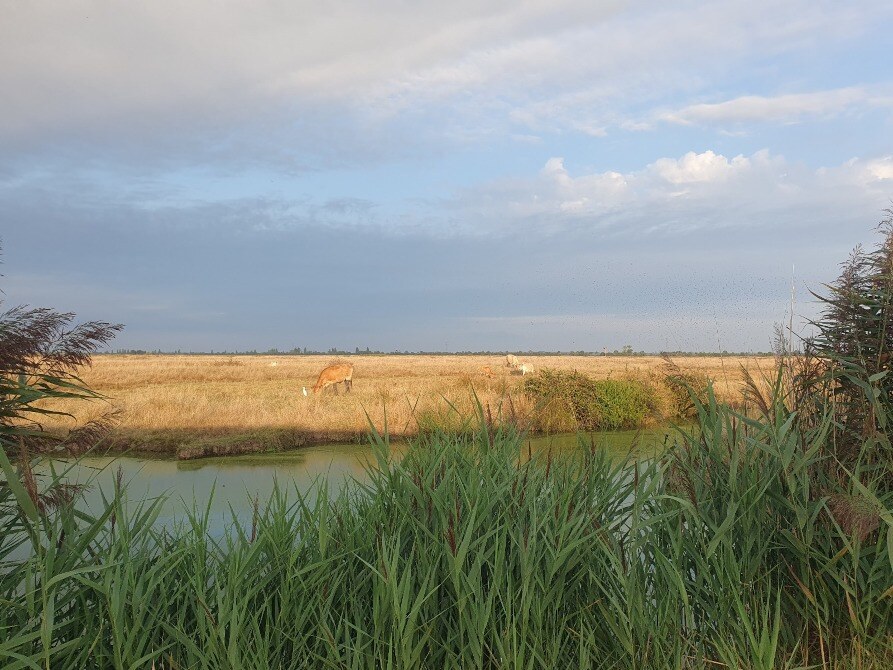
[2,0,892,352]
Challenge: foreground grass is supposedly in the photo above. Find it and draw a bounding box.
[38,354,771,454]
[2,388,891,669]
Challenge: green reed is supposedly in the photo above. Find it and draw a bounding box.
[1,388,891,669]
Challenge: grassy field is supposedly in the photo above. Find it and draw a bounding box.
[42,354,775,456]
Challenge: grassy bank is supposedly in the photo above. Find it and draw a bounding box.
[36,354,766,456]
[2,386,891,669]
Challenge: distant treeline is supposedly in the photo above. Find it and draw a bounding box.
[103,347,772,357]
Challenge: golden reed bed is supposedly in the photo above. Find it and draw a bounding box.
[41,354,775,456]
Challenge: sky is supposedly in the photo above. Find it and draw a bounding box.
[1,0,892,353]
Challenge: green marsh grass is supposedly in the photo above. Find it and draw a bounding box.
[1,387,892,669]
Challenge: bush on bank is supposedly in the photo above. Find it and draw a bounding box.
[523,369,657,432]
[521,363,713,433]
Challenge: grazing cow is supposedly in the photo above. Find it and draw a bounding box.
[518,363,534,375]
[505,354,520,369]
[482,365,495,378]
[312,363,354,394]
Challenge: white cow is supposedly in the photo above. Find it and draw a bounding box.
[518,363,534,375]
[505,354,520,369]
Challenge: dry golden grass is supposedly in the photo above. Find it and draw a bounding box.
[39,354,776,455]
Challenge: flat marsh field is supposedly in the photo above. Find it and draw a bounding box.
[46,354,775,457]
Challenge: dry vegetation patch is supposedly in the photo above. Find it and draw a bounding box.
[39,354,774,455]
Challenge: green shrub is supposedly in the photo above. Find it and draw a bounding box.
[523,368,656,431]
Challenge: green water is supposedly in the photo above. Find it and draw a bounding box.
[38,427,679,531]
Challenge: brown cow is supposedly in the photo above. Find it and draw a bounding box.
[482,365,495,378]
[312,363,354,394]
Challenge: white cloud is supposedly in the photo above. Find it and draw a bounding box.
[658,87,893,126]
[1,0,890,150]
[420,1,892,138]
[448,150,893,236]
[863,157,893,181]
[650,150,752,184]
[0,0,623,140]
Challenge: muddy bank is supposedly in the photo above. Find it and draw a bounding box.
[94,428,370,460]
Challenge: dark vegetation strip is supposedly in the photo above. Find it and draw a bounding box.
[102,427,365,460]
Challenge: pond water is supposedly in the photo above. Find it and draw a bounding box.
[36,427,680,532]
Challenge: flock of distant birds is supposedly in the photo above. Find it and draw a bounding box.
[297,355,534,397]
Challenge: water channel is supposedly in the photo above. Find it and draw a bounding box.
[36,427,681,532]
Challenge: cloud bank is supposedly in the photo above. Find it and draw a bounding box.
[447,150,893,238]
[1,1,891,351]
